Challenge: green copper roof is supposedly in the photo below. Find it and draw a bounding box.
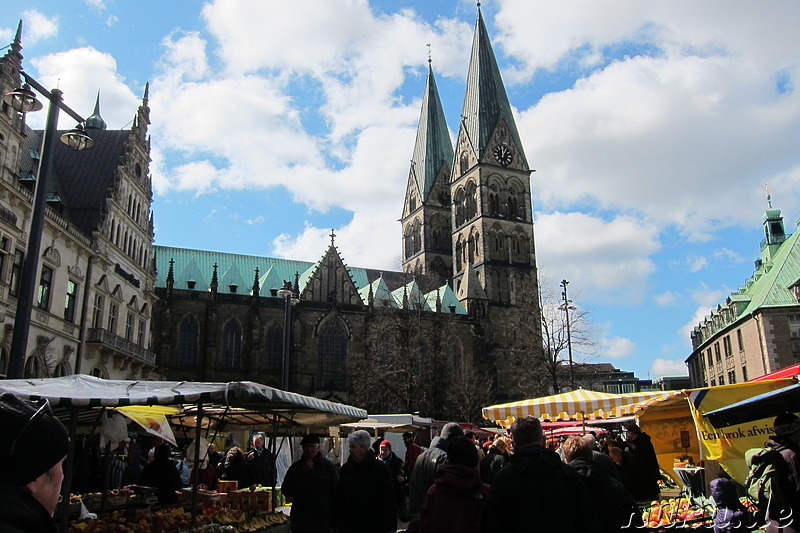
[735,225,800,315]
[423,284,467,315]
[155,246,464,316]
[358,274,398,307]
[410,63,454,201]
[154,246,315,294]
[459,9,527,166]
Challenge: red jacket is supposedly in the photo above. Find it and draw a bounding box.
[420,464,489,533]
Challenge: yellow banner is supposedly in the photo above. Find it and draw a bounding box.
[114,405,180,447]
[686,380,793,483]
[638,394,698,485]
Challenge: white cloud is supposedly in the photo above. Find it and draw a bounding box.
[679,282,732,342]
[602,336,636,358]
[651,358,688,377]
[245,216,265,225]
[105,16,118,28]
[534,211,660,302]
[28,47,139,130]
[688,256,708,273]
[20,10,58,45]
[84,0,106,9]
[655,291,677,306]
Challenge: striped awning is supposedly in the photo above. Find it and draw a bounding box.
[482,389,680,426]
[0,374,367,430]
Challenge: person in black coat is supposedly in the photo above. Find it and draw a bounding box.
[563,436,640,533]
[0,393,71,533]
[282,435,338,533]
[624,423,661,501]
[247,434,277,487]
[335,430,397,533]
[139,444,182,505]
[486,417,599,533]
[479,437,510,484]
[219,446,253,489]
[377,440,406,513]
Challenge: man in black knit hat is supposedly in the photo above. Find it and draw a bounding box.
[0,393,70,533]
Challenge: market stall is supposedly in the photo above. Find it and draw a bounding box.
[0,375,367,533]
[481,389,680,427]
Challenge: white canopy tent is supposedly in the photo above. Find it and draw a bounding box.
[0,375,367,531]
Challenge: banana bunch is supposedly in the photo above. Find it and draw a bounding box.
[265,512,288,524]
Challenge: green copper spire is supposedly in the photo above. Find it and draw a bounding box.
[410,62,454,201]
[460,8,527,167]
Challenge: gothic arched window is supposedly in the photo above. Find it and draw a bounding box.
[54,361,71,377]
[404,226,414,259]
[317,316,347,390]
[465,181,478,220]
[221,319,242,369]
[459,153,469,175]
[447,337,463,378]
[176,314,199,367]
[265,324,283,372]
[412,219,422,255]
[24,356,41,378]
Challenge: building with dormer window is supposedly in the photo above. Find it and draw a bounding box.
[0,24,157,380]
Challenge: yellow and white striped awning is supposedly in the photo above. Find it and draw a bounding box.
[482,389,680,426]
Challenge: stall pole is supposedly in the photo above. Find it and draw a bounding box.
[190,401,204,528]
[271,415,280,511]
[100,441,111,515]
[58,406,79,533]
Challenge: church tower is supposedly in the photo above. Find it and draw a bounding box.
[401,60,454,279]
[451,7,539,312]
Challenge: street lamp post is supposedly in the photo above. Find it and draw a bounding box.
[276,281,299,391]
[4,75,94,379]
[560,279,576,390]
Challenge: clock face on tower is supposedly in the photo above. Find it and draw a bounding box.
[493,144,513,167]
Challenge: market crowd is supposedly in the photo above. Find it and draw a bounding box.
[1,389,799,533]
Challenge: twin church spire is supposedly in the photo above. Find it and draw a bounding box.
[401,6,538,312]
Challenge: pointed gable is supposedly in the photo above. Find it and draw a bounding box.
[457,261,488,301]
[258,265,284,295]
[425,284,467,315]
[410,63,454,202]
[459,8,527,167]
[359,275,398,308]
[392,279,430,311]
[300,243,363,306]
[177,258,208,291]
[219,262,246,293]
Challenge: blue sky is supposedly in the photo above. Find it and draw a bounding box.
[3,0,800,380]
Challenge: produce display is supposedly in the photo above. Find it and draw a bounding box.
[67,506,289,533]
[68,508,194,533]
[640,498,712,529]
[199,505,289,532]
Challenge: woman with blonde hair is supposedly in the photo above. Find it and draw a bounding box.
[479,435,511,484]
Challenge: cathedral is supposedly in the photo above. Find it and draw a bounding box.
[0,9,544,420]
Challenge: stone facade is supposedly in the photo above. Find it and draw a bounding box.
[0,26,157,380]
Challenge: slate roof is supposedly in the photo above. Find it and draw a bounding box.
[20,127,131,235]
[410,64,453,202]
[459,8,528,166]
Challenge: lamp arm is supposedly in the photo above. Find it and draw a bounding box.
[20,72,86,124]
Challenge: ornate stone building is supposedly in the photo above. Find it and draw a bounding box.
[151,8,544,417]
[0,24,157,380]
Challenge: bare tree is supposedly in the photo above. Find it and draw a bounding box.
[509,271,597,396]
